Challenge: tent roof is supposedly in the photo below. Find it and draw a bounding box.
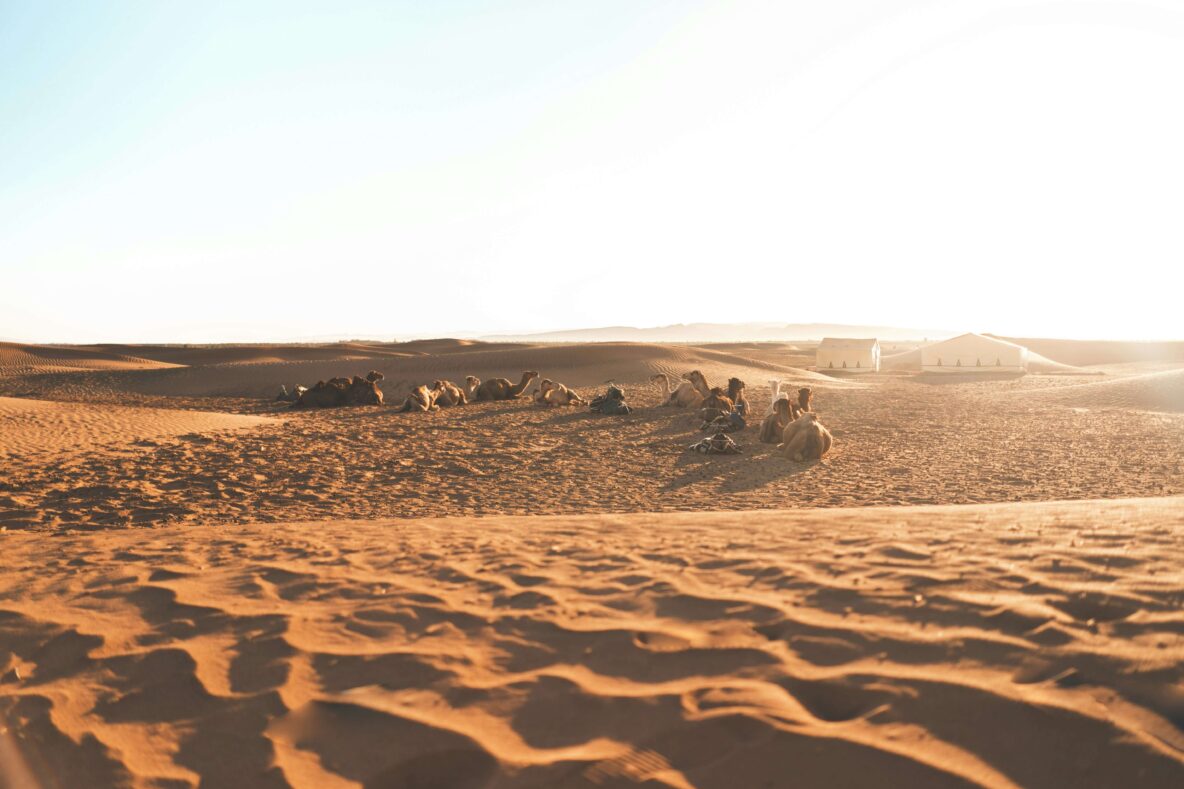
[926,333,1027,352]
[818,337,879,350]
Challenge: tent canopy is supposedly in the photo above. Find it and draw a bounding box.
[920,333,1027,371]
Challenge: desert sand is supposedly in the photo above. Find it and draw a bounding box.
[0,396,274,462]
[2,498,1182,787]
[1,340,1181,530]
[1,338,1183,787]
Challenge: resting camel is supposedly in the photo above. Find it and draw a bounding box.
[537,379,585,406]
[759,397,793,443]
[727,378,750,415]
[768,379,787,413]
[294,371,384,408]
[791,387,814,419]
[472,371,538,402]
[432,380,467,407]
[397,384,439,413]
[464,376,482,402]
[686,370,713,399]
[701,386,735,412]
[651,373,703,408]
[778,412,833,461]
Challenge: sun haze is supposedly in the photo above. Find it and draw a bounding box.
[2,0,1182,342]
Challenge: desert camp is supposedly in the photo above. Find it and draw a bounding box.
[816,337,881,372]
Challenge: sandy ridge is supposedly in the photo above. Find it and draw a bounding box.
[0,396,276,461]
[19,342,852,400]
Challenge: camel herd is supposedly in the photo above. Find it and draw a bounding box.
[394,371,542,412]
[284,371,385,408]
[656,371,832,461]
[395,373,590,411]
[756,384,833,461]
[286,367,832,461]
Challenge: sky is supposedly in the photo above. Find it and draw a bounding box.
[2,0,1182,343]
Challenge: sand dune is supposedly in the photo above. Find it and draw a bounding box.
[3,365,1181,531]
[85,342,427,367]
[64,342,857,400]
[1,339,1181,786]
[1017,367,1184,413]
[0,342,177,376]
[0,396,275,460]
[997,337,1184,367]
[1,497,1181,787]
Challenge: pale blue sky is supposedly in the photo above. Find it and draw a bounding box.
[3,1,1182,342]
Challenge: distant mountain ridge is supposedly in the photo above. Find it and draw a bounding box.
[481,322,955,344]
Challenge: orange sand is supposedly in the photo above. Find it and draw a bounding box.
[1,337,1182,787]
[2,498,1182,787]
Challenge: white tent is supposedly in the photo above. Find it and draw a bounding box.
[920,333,1028,373]
[816,337,880,372]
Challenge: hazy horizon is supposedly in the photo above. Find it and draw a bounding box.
[5,319,1183,347]
[3,1,1183,343]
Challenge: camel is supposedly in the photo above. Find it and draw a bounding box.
[778,412,833,461]
[432,380,467,407]
[294,372,383,408]
[294,380,345,408]
[792,387,814,419]
[685,370,713,399]
[345,374,384,406]
[701,386,735,412]
[538,379,585,406]
[651,373,703,408]
[464,376,482,402]
[759,397,793,443]
[768,379,787,413]
[397,384,439,413]
[727,377,750,415]
[473,371,538,401]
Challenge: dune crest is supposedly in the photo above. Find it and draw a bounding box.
[1016,367,1184,413]
[0,396,275,460]
[0,342,177,376]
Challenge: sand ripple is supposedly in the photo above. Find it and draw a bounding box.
[1,498,1182,787]
[0,396,275,461]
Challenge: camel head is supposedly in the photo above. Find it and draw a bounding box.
[683,370,711,396]
[465,376,480,387]
[773,397,791,419]
[366,370,384,382]
[510,371,540,397]
[727,377,745,398]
